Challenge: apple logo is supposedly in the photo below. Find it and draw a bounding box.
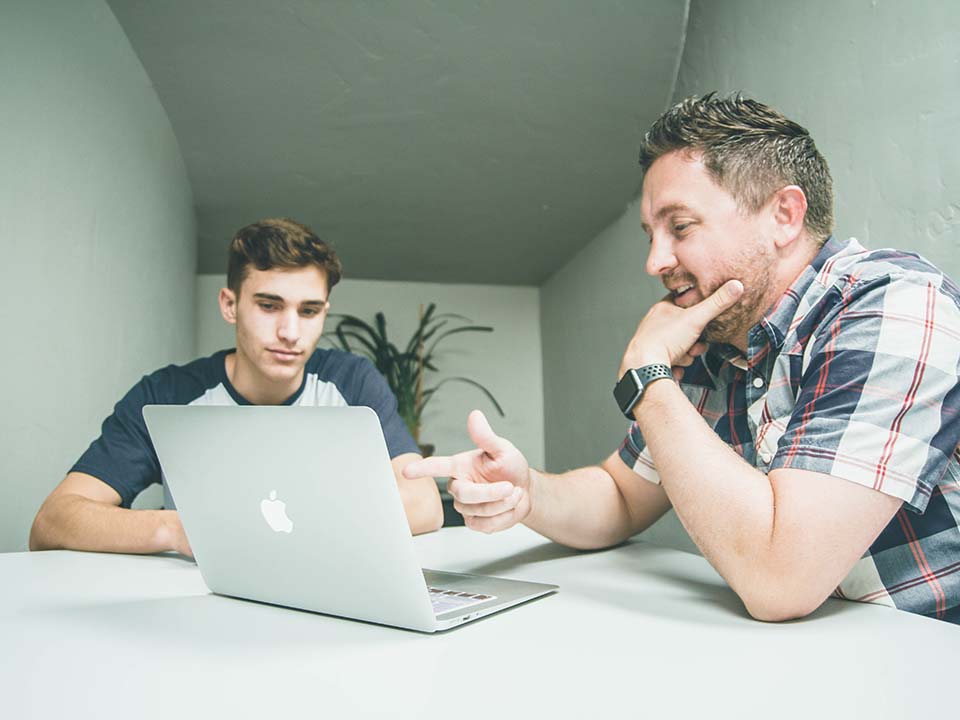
[260,490,294,533]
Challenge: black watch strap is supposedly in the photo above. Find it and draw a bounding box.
[636,363,673,387]
[613,363,673,419]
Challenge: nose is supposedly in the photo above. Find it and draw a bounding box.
[277,309,301,344]
[645,234,678,277]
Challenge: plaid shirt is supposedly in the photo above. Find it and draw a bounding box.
[619,236,960,623]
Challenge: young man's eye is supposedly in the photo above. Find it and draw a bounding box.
[258,303,277,311]
[300,309,318,317]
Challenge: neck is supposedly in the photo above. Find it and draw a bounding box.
[730,237,821,353]
[225,352,303,405]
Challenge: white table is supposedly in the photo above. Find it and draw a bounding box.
[3,527,957,718]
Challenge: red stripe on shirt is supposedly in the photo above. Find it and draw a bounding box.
[895,508,947,618]
[783,284,850,465]
[874,283,936,491]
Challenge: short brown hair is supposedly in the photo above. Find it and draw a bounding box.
[226,218,343,295]
[639,93,834,243]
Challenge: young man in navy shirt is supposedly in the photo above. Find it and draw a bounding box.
[31,218,442,556]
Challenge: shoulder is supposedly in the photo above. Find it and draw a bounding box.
[131,350,231,406]
[817,242,959,306]
[302,347,388,402]
[305,346,378,380]
[792,241,960,345]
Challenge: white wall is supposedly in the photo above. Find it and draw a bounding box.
[0,0,196,551]
[539,0,960,553]
[196,275,545,472]
[541,201,697,551]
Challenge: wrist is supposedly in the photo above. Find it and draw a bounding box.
[631,373,677,420]
[523,468,543,527]
[614,363,674,420]
[620,350,671,379]
[153,510,185,554]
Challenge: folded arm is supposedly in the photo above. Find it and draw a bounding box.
[391,453,444,535]
[634,379,901,621]
[29,471,191,555]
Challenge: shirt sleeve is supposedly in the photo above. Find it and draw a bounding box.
[770,274,960,513]
[70,375,165,508]
[350,358,421,458]
[617,422,661,484]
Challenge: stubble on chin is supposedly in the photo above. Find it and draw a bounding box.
[702,276,770,346]
[706,240,779,345]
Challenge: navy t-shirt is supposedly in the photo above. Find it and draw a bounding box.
[71,348,420,508]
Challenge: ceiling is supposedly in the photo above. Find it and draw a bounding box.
[107,0,688,285]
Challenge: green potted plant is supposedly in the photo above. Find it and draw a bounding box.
[326,303,504,454]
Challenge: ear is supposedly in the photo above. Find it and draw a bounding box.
[219,287,238,325]
[769,185,808,249]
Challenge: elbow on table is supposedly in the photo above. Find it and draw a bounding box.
[28,506,54,551]
[740,587,826,623]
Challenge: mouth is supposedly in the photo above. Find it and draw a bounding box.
[668,282,698,306]
[268,349,302,362]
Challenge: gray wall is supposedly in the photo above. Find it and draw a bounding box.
[540,0,960,552]
[0,0,196,551]
[196,275,545,471]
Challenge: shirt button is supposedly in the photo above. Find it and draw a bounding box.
[752,377,764,389]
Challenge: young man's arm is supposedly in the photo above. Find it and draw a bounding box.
[29,472,192,556]
[403,411,672,548]
[391,453,444,535]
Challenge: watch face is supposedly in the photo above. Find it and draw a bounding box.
[614,371,641,409]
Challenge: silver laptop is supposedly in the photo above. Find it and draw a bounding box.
[142,405,556,632]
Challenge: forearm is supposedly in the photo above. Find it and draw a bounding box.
[29,494,186,555]
[398,478,444,535]
[524,466,645,550]
[634,380,778,604]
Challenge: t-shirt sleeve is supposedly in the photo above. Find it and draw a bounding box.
[70,375,165,508]
[350,359,421,458]
[770,275,960,513]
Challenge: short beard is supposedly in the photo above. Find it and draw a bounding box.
[702,245,776,346]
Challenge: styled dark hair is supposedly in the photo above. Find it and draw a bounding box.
[226,217,343,295]
[639,92,834,243]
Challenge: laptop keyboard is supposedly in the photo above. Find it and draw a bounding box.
[428,586,498,615]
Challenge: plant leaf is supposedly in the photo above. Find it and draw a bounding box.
[419,376,504,417]
[423,325,493,364]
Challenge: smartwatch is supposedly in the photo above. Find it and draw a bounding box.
[613,364,673,419]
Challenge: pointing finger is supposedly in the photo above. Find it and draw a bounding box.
[403,455,456,479]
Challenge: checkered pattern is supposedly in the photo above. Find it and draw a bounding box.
[619,236,960,623]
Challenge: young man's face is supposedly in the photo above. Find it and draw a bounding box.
[221,265,330,387]
[640,150,779,346]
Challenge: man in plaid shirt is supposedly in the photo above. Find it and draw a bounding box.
[407,93,960,623]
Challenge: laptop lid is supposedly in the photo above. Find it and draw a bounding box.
[143,405,438,632]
